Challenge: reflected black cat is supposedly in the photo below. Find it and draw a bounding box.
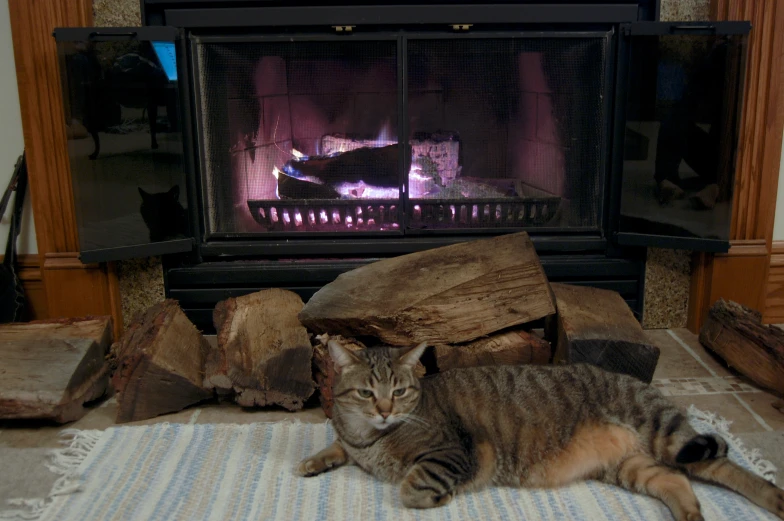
[138,185,188,242]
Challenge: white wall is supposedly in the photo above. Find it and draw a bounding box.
[0,0,36,254]
[774,133,784,241]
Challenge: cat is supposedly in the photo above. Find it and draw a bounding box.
[297,341,784,521]
[138,185,188,242]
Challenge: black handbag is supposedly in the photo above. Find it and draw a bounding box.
[0,153,28,323]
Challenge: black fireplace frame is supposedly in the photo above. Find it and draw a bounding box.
[52,0,751,332]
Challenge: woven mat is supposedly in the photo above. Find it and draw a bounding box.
[0,406,779,521]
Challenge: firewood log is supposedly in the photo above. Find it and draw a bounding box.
[207,289,315,410]
[110,300,212,423]
[699,299,784,397]
[0,317,113,423]
[299,232,556,346]
[434,329,551,372]
[545,283,660,383]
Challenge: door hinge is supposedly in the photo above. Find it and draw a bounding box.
[333,25,356,33]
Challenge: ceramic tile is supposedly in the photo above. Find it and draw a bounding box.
[645,329,712,379]
[668,328,734,377]
[735,392,784,432]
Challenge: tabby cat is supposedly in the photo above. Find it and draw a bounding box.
[297,341,784,521]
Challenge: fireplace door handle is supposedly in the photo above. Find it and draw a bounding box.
[670,25,717,33]
[88,31,138,39]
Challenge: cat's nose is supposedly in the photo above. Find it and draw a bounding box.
[380,411,391,419]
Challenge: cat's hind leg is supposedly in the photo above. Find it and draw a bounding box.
[683,458,784,519]
[296,441,349,477]
[605,454,703,521]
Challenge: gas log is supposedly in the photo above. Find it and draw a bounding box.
[0,317,113,423]
[207,289,315,410]
[545,283,659,383]
[299,231,556,346]
[110,300,213,423]
[699,299,784,397]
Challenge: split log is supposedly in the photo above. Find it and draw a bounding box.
[299,231,556,346]
[207,289,315,410]
[545,283,660,383]
[435,329,551,372]
[312,334,426,418]
[0,317,113,423]
[699,299,784,396]
[110,300,212,423]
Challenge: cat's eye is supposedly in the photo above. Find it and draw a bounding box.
[393,388,406,397]
[357,389,373,399]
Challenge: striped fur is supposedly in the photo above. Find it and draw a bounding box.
[297,343,784,520]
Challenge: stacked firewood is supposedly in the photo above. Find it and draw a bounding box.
[107,231,660,422]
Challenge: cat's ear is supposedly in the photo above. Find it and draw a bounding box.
[328,340,360,373]
[397,342,427,368]
[168,185,180,200]
[138,187,150,201]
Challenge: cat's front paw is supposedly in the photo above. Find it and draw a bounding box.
[296,457,329,477]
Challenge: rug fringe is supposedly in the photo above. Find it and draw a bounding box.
[0,429,102,521]
[688,404,778,483]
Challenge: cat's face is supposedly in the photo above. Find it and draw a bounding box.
[330,341,427,431]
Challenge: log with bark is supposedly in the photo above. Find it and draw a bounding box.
[207,289,315,410]
[434,329,551,372]
[110,300,213,423]
[545,283,660,383]
[299,231,556,346]
[0,317,113,423]
[311,334,427,418]
[699,299,784,397]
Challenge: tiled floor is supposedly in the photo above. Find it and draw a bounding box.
[1,328,782,504]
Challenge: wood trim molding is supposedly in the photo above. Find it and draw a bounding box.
[763,240,784,323]
[689,0,784,332]
[8,0,123,332]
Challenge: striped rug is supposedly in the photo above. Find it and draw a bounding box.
[1,406,779,521]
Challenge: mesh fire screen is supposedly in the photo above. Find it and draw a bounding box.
[195,39,400,233]
[407,37,607,229]
[193,34,607,234]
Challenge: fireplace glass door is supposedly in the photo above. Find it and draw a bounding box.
[617,22,750,252]
[192,36,401,235]
[54,27,193,262]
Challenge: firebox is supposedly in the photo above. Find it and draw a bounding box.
[53,1,750,332]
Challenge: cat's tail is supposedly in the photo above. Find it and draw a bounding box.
[646,407,728,465]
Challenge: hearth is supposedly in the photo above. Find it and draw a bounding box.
[53,1,750,332]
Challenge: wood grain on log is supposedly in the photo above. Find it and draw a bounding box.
[110,300,212,423]
[435,330,551,372]
[208,289,315,410]
[546,283,660,383]
[699,299,784,397]
[0,316,112,423]
[299,232,555,346]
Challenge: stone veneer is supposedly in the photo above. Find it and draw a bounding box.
[93,0,709,329]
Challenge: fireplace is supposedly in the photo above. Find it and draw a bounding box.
[53,1,750,332]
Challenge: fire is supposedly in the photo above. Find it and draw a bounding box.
[376,120,394,143]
